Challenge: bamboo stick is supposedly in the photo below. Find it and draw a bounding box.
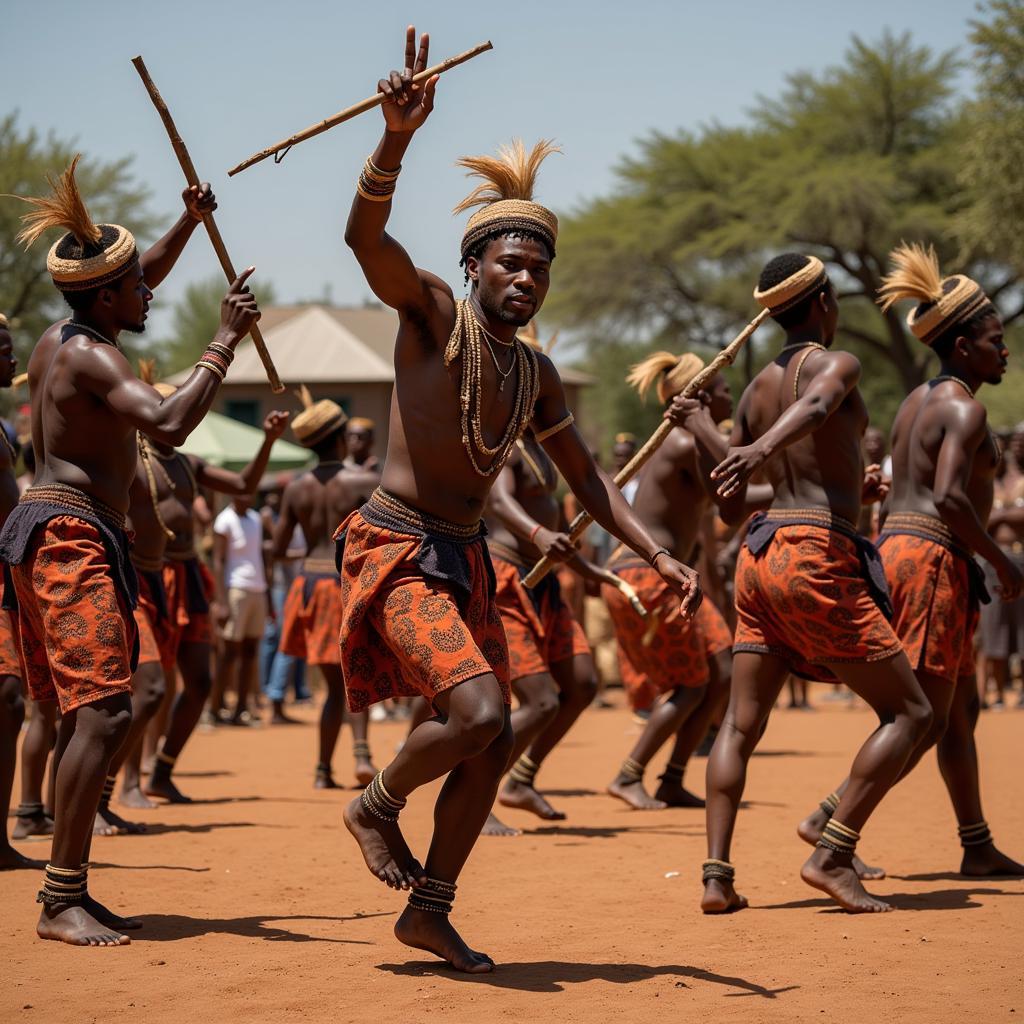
[522,308,771,588]
[227,41,493,176]
[131,56,285,393]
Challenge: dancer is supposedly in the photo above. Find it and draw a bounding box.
[799,244,1024,877]
[697,253,931,914]
[344,417,381,473]
[145,407,287,801]
[4,157,260,944]
[605,354,750,810]
[486,427,600,831]
[338,26,699,972]
[273,387,379,787]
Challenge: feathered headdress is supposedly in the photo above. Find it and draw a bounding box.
[291,384,347,447]
[138,358,158,385]
[455,139,560,262]
[627,351,705,405]
[12,155,137,292]
[518,319,559,355]
[877,242,994,347]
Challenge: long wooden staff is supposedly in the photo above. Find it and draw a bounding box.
[226,40,493,176]
[522,308,771,589]
[131,56,286,394]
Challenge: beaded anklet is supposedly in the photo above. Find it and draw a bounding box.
[361,771,406,823]
[408,877,457,915]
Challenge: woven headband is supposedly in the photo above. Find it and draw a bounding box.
[907,275,994,347]
[460,200,558,261]
[46,225,138,291]
[754,256,829,314]
[292,400,347,447]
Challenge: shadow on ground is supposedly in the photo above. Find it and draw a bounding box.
[376,959,799,997]
[134,911,393,943]
[758,886,1022,912]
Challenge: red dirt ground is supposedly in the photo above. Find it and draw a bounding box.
[3,690,1023,1023]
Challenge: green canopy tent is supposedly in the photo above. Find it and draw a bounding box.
[178,409,312,472]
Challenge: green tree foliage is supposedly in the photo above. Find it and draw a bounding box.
[0,113,158,357]
[160,273,277,376]
[557,31,1022,452]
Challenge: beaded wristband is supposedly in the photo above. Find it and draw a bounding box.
[529,523,542,544]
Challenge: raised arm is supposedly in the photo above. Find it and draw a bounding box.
[343,26,448,319]
[712,349,860,500]
[140,185,216,290]
[934,401,1022,600]
[194,410,290,497]
[88,268,260,446]
[532,357,701,615]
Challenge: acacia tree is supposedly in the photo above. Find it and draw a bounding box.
[552,32,1019,445]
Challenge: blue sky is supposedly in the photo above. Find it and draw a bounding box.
[7,0,982,339]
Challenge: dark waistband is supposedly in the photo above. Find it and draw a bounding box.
[21,484,127,533]
[488,540,528,568]
[164,548,199,563]
[131,551,166,573]
[362,488,485,544]
[302,557,337,576]
[757,507,859,538]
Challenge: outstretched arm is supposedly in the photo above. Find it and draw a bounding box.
[88,268,260,446]
[194,411,290,497]
[712,350,860,500]
[141,185,216,290]
[343,26,447,319]
[533,357,701,615]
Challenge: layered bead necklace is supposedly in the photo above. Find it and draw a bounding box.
[444,300,540,478]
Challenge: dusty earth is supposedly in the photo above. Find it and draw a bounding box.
[3,688,1023,1024]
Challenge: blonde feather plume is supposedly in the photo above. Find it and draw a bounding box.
[453,139,560,214]
[295,384,314,410]
[14,155,102,250]
[878,242,944,313]
[627,352,681,401]
[138,359,158,386]
[628,351,705,405]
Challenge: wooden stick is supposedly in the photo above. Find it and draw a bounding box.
[522,308,771,589]
[588,567,647,619]
[226,40,493,176]
[131,56,286,394]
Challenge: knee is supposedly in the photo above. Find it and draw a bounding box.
[486,715,515,767]
[572,670,599,706]
[534,685,560,724]
[906,699,934,740]
[137,667,166,716]
[453,702,507,756]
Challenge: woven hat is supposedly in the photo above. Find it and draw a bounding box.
[614,432,637,445]
[455,140,559,263]
[627,351,706,405]
[346,417,375,432]
[878,243,994,347]
[292,385,347,447]
[14,156,138,292]
[754,256,830,314]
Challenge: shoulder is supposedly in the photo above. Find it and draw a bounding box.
[213,507,233,530]
[814,348,860,378]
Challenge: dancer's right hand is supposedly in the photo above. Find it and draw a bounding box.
[532,527,577,564]
[379,26,439,134]
[216,267,261,346]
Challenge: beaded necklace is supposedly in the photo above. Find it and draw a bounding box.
[68,320,120,350]
[931,374,974,398]
[515,438,555,491]
[444,300,540,478]
[789,342,827,400]
[137,435,176,540]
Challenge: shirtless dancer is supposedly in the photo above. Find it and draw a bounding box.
[337,27,700,972]
[798,244,1024,877]
[273,388,379,788]
[4,158,260,944]
[605,354,752,810]
[145,407,287,802]
[695,253,932,914]
[0,315,42,870]
[485,426,600,832]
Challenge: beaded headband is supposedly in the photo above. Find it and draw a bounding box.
[753,256,830,314]
[292,384,347,447]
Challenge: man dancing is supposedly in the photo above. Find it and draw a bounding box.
[273,387,379,788]
[799,244,1024,877]
[696,253,931,914]
[5,157,260,944]
[605,354,747,811]
[145,405,286,801]
[338,26,700,973]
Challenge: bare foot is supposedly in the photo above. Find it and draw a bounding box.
[84,893,143,931]
[653,780,705,808]
[960,842,1024,877]
[354,759,376,789]
[12,810,53,840]
[271,710,300,725]
[0,845,46,870]
[37,904,130,947]
[481,811,521,837]
[93,807,146,836]
[800,850,893,913]
[315,767,340,790]
[118,785,157,811]
[394,905,494,973]
[607,776,667,810]
[797,811,885,880]
[498,779,566,821]
[145,769,192,804]
[701,878,749,914]
[343,796,426,890]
